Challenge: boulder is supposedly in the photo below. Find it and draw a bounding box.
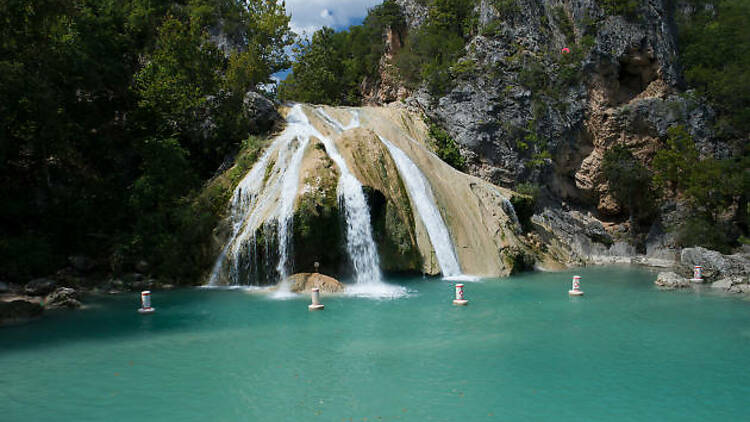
[243,91,279,132]
[44,287,81,309]
[0,300,43,324]
[680,247,750,281]
[286,273,344,294]
[68,255,95,273]
[729,284,750,294]
[24,278,57,296]
[654,272,690,289]
[711,278,738,290]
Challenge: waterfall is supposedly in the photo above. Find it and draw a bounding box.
[313,107,406,297]
[501,197,521,230]
[208,105,310,287]
[209,104,401,296]
[378,136,463,278]
[309,110,385,288]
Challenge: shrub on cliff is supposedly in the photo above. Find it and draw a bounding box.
[428,123,466,170]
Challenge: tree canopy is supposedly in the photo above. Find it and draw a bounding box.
[0,0,292,282]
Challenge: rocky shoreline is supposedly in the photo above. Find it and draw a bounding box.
[3,244,749,327]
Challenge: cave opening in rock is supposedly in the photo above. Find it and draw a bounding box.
[616,47,658,103]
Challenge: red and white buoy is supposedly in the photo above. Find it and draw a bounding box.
[138,290,155,314]
[690,265,703,283]
[453,283,469,306]
[568,275,584,296]
[308,287,324,311]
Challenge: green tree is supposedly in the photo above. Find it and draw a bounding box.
[395,0,476,96]
[651,126,748,252]
[279,1,405,105]
[602,145,657,229]
[0,0,292,282]
[679,0,750,134]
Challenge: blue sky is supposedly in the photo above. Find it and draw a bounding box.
[285,0,383,36]
[272,0,383,82]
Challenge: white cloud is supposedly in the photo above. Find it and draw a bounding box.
[284,0,383,37]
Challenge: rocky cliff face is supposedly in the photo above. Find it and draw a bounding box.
[369,0,735,263]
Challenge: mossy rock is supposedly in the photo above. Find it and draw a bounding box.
[364,186,422,272]
[501,246,536,275]
[291,137,345,277]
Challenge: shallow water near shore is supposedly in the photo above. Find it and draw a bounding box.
[2,267,749,421]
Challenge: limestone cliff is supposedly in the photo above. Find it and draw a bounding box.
[364,0,739,264]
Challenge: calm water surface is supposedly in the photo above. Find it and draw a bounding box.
[1,267,749,421]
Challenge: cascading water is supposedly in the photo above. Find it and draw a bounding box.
[208,105,310,288]
[377,136,463,278]
[313,108,405,297]
[311,110,393,290]
[209,105,402,297]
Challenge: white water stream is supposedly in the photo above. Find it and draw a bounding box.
[377,136,462,277]
[208,105,310,288]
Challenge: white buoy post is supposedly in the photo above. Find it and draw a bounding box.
[690,265,703,283]
[568,275,584,296]
[138,290,155,314]
[308,287,325,311]
[453,283,469,305]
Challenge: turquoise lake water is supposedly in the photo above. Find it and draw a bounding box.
[1,267,749,421]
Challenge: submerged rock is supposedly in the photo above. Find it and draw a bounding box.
[44,287,81,309]
[0,300,43,325]
[25,278,57,296]
[286,273,344,294]
[711,277,750,294]
[654,272,690,289]
[711,278,736,290]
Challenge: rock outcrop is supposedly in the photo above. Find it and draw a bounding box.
[377,0,741,265]
[0,299,43,325]
[286,273,344,294]
[44,287,82,309]
[24,278,57,296]
[654,271,690,289]
[680,247,750,281]
[243,91,280,133]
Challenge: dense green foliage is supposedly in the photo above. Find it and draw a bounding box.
[395,0,477,96]
[281,0,479,102]
[601,145,657,228]
[597,0,640,18]
[678,0,750,134]
[279,1,405,105]
[511,183,540,233]
[0,0,292,282]
[427,123,466,171]
[651,126,748,252]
